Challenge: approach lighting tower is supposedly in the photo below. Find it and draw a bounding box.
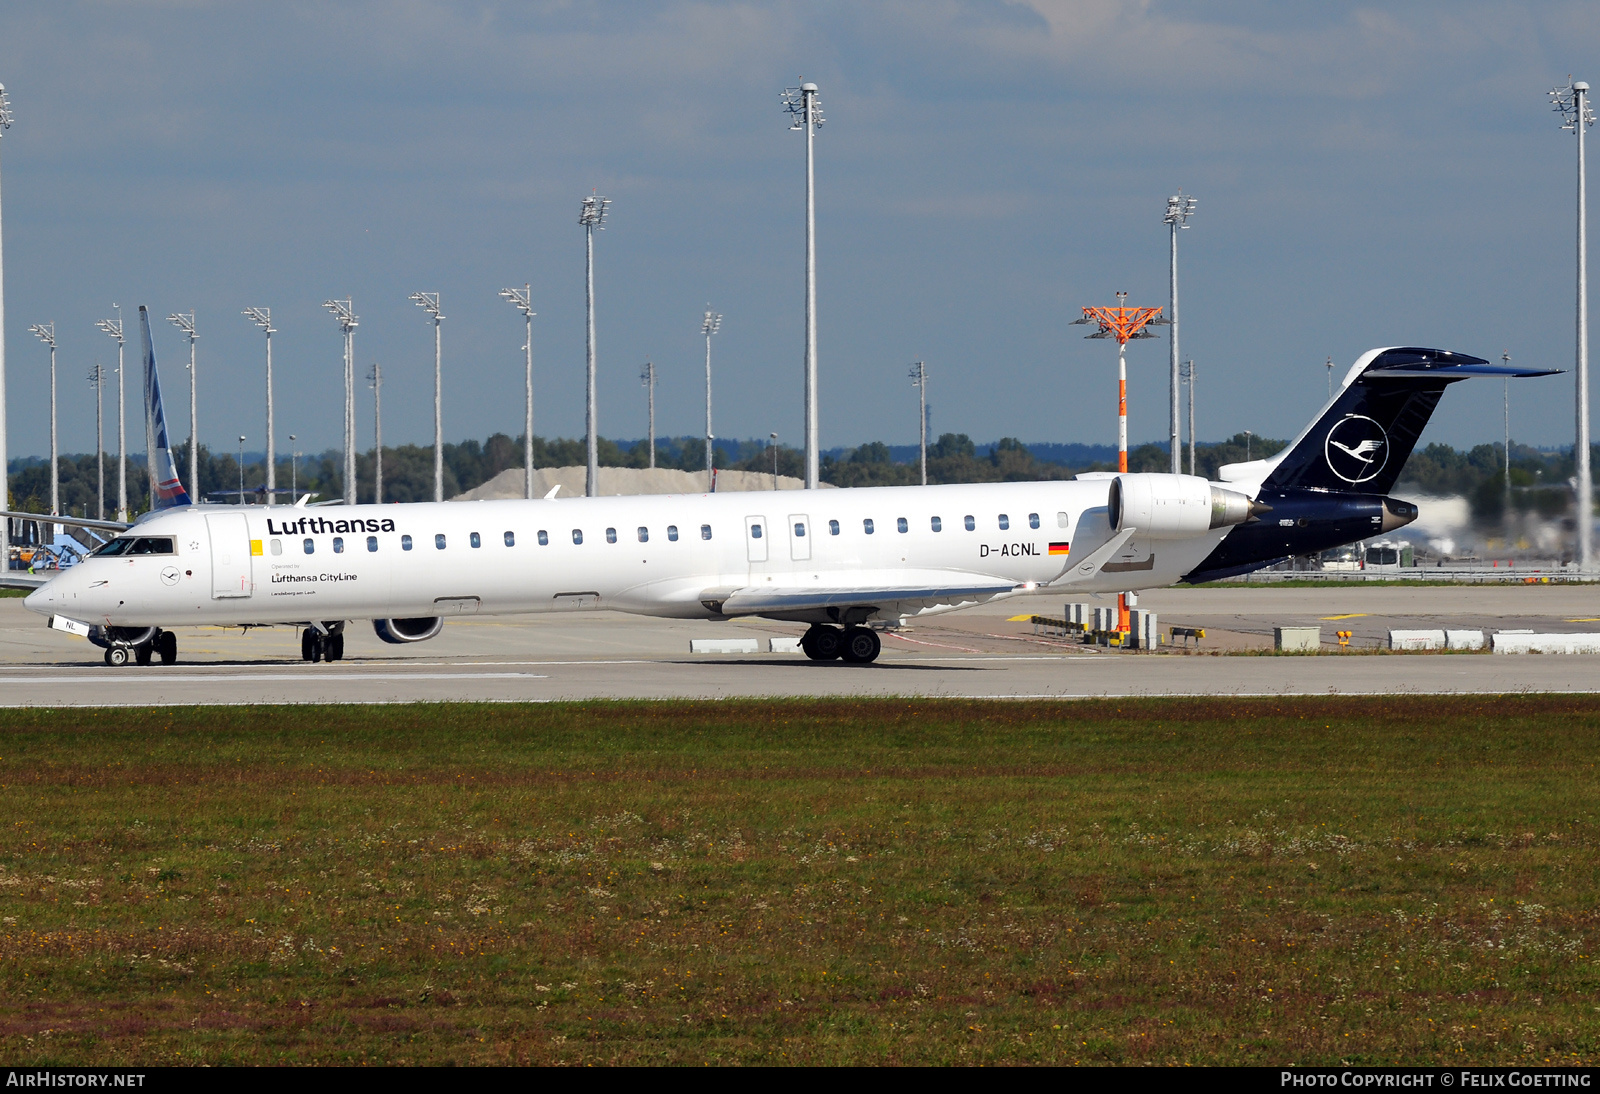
[325,298,360,505]
[96,308,127,520]
[909,361,928,485]
[499,284,536,499]
[1553,78,1595,570]
[1072,292,1167,472]
[167,311,198,500]
[87,364,104,519]
[702,307,721,483]
[406,293,442,502]
[243,307,276,506]
[783,81,824,488]
[0,84,13,565]
[640,360,657,469]
[579,195,610,498]
[27,322,56,515]
[1163,192,1197,473]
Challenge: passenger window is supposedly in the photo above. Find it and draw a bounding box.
[269,539,282,556]
[367,536,378,552]
[537,530,549,546]
[794,522,806,537]
[638,527,649,543]
[303,539,315,555]
[606,527,618,544]
[829,519,840,535]
[504,531,515,547]
[751,524,763,539]
[1029,513,1041,529]
[402,535,413,551]
[930,516,942,532]
[964,515,975,531]
[333,537,344,554]
[897,517,908,533]
[573,529,584,545]
[435,534,447,550]
[1057,511,1070,528]
[864,518,875,534]
[667,525,679,541]
[701,524,712,540]
[998,514,1010,531]
[470,532,481,548]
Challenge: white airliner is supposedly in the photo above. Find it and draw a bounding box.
[9,322,1557,666]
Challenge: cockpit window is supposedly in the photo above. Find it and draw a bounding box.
[91,536,175,557]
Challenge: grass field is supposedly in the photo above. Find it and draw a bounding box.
[2,697,1597,1066]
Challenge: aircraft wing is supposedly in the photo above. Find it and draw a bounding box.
[0,510,130,533]
[0,572,51,591]
[703,578,1019,620]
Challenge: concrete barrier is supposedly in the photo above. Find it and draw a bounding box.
[689,638,760,654]
[1445,629,1485,650]
[1275,626,1320,651]
[1491,632,1600,654]
[1389,629,1446,651]
[768,636,803,654]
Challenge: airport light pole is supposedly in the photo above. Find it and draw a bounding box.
[243,307,275,507]
[27,323,56,515]
[96,308,127,521]
[499,284,536,499]
[288,435,297,497]
[909,360,928,485]
[1326,355,1334,400]
[640,360,657,469]
[0,84,13,564]
[1553,79,1596,570]
[783,82,824,489]
[1244,430,1253,462]
[1183,359,1196,475]
[1164,191,1197,474]
[87,364,104,519]
[770,432,779,489]
[579,195,609,498]
[324,298,359,505]
[702,307,721,485]
[1072,292,1166,473]
[167,311,198,499]
[1504,351,1514,527]
[368,363,382,504]
[407,293,443,502]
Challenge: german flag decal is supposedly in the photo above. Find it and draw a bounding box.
[1048,542,1070,555]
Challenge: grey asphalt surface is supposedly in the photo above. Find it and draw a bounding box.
[2,582,1598,705]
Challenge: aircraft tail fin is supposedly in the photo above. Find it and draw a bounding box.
[138,306,192,510]
[1223,347,1560,496]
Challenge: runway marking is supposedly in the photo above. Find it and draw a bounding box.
[1005,614,1036,622]
[1567,618,1600,622]
[0,672,548,684]
[888,632,986,653]
[1321,613,1369,620]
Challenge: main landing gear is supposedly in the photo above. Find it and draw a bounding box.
[801,624,882,664]
[301,624,345,663]
[102,628,177,666]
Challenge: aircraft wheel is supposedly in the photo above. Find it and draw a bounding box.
[801,625,843,661]
[107,646,130,666]
[156,631,177,665]
[300,629,315,662]
[134,642,153,666]
[840,626,882,664]
[327,633,344,662]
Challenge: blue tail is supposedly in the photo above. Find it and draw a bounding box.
[138,306,192,509]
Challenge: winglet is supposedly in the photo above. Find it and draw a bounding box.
[543,484,561,499]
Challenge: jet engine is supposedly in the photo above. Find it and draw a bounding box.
[373,617,445,644]
[1108,474,1262,539]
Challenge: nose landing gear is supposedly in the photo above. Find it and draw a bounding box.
[800,624,882,664]
[101,628,177,666]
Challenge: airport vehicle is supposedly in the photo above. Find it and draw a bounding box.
[13,334,1556,665]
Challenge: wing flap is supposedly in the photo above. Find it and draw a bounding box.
[708,580,1018,618]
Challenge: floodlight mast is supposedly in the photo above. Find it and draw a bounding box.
[702,307,722,484]
[28,322,56,515]
[405,293,443,502]
[0,83,12,566]
[1183,359,1196,475]
[499,284,536,499]
[909,361,928,485]
[324,299,360,505]
[243,307,275,507]
[1552,78,1596,570]
[368,363,382,505]
[579,195,609,498]
[167,312,198,501]
[87,364,104,519]
[640,360,657,469]
[783,82,824,488]
[1163,191,1197,474]
[96,308,127,520]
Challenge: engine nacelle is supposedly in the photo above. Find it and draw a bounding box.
[373,617,445,644]
[1108,474,1258,539]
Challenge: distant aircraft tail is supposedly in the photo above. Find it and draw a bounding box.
[1224,347,1560,496]
[138,306,192,510]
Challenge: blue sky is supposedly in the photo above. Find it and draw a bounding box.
[0,1,1595,461]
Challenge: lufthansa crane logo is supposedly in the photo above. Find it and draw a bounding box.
[1324,414,1389,484]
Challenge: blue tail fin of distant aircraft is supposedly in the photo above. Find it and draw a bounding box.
[138,306,192,510]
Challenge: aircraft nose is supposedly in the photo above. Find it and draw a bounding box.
[23,581,52,616]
